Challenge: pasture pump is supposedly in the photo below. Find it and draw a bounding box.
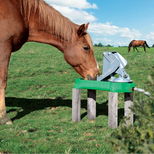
[97,52,132,82]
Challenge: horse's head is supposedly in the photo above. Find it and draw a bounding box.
[64,23,99,80]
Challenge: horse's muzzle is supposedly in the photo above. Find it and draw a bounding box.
[86,74,97,80]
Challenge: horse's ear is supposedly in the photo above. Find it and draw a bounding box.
[85,22,89,30]
[77,23,89,37]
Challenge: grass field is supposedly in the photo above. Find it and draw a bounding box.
[0,42,154,153]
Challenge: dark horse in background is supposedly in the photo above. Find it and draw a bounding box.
[128,40,150,52]
[0,0,99,124]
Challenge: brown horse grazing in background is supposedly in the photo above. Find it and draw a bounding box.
[128,40,150,52]
[0,0,99,124]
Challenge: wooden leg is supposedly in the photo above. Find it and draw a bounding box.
[124,93,134,126]
[72,88,81,122]
[108,92,118,128]
[87,90,96,120]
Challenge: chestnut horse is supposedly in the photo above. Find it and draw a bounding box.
[0,0,99,124]
[128,40,150,52]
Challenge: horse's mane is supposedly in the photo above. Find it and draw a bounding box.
[19,0,78,42]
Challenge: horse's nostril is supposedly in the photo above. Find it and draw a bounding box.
[86,75,91,80]
[86,75,96,80]
[97,71,101,76]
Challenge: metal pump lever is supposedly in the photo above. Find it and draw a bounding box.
[97,52,132,82]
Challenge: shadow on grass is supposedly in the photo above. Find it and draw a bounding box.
[6,97,124,123]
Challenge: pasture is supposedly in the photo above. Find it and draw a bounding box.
[0,42,154,153]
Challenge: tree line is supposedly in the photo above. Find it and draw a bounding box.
[94,42,154,47]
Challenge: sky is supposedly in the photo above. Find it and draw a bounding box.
[45,0,154,46]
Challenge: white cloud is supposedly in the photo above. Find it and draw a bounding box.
[45,0,97,9]
[146,32,154,40]
[146,32,154,45]
[92,36,130,46]
[51,4,96,24]
[119,28,141,39]
[89,23,142,40]
[45,0,97,24]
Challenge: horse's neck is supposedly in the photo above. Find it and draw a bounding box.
[26,3,78,52]
[28,26,65,51]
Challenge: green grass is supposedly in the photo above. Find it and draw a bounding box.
[0,43,154,153]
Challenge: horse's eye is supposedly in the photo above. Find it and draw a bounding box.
[83,46,90,51]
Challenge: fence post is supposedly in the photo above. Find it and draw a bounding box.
[124,93,134,126]
[108,92,118,128]
[72,88,81,122]
[87,90,96,120]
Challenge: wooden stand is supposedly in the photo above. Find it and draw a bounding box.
[108,92,118,128]
[87,90,96,120]
[72,89,96,122]
[72,88,81,122]
[72,88,134,128]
